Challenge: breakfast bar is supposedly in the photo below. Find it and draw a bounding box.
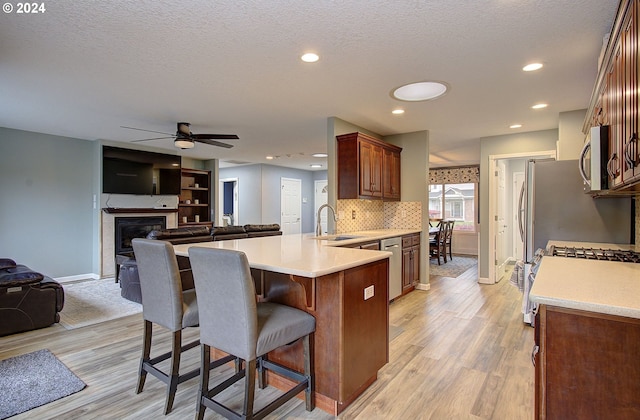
[173,234,392,415]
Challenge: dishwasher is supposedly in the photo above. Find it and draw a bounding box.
[380,237,402,300]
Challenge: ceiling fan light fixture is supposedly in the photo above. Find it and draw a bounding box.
[174,138,195,149]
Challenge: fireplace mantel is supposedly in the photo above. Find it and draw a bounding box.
[102,207,178,214]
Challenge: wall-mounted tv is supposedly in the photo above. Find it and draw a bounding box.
[103,146,181,195]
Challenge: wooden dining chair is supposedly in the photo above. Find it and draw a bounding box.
[444,220,455,261]
[429,221,447,265]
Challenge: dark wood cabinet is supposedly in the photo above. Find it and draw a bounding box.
[588,0,640,190]
[535,305,640,419]
[382,147,401,201]
[337,132,402,200]
[178,168,212,227]
[401,233,420,293]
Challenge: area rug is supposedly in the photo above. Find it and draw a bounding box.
[59,278,141,330]
[429,255,477,278]
[0,349,86,419]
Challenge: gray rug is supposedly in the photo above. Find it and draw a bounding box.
[0,349,86,419]
[429,255,477,278]
[59,278,141,329]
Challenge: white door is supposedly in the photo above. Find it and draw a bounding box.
[494,161,508,283]
[314,180,328,235]
[281,178,302,235]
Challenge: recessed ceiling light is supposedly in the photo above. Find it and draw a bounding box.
[392,81,448,101]
[510,124,522,129]
[312,153,327,158]
[523,63,543,72]
[301,53,319,63]
[392,109,405,115]
[266,156,274,160]
[532,103,548,109]
[310,164,323,168]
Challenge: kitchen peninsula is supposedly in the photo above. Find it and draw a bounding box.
[173,233,393,415]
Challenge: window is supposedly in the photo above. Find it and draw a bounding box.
[429,182,476,232]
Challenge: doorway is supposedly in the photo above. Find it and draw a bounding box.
[218,178,238,226]
[314,180,328,235]
[487,151,556,284]
[280,177,302,235]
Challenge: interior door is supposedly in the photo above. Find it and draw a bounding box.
[281,177,302,235]
[314,180,328,235]
[494,161,508,282]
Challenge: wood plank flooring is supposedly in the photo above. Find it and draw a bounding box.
[0,263,534,419]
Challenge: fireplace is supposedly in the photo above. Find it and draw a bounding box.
[114,216,166,255]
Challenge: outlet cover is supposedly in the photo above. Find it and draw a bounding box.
[364,285,374,300]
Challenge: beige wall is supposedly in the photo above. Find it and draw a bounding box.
[558,109,587,160]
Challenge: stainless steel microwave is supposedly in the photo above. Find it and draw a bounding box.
[579,125,609,193]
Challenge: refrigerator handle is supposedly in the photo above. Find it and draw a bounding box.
[517,182,525,242]
[578,141,591,186]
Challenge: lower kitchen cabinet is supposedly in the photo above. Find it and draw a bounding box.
[535,305,640,419]
[401,233,420,293]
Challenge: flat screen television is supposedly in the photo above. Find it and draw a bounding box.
[103,146,181,195]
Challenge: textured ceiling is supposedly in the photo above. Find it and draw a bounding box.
[0,0,619,170]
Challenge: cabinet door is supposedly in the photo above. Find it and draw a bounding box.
[359,141,383,198]
[383,148,401,200]
[610,42,624,188]
[622,7,639,183]
[411,244,420,285]
[402,247,413,289]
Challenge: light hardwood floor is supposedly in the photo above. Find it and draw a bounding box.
[0,262,534,419]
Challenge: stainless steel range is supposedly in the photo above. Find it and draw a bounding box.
[547,245,640,263]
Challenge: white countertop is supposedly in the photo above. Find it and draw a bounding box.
[173,233,397,278]
[311,229,422,247]
[530,242,640,319]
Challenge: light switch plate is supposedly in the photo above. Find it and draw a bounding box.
[364,285,374,300]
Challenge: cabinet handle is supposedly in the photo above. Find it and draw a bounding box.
[606,154,615,179]
[531,344,539,367]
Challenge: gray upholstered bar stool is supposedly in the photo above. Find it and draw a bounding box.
[131,239,232,415]
[188,247,316,420]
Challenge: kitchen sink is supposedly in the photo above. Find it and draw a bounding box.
[311,235,364,241]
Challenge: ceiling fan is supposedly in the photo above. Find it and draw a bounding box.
[122,122,239,149]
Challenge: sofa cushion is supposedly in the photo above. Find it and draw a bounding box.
[146,227,212,244]
[0,259,17,269]
[243,224,280,232]
[211,226,246,235]
[0,271,44,287]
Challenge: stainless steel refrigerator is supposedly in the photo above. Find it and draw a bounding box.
[521,159,633,263]
[516,159,633,324]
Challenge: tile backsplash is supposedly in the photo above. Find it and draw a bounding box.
[336,200,422,233]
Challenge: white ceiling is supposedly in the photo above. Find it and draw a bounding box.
[0,0,619,170]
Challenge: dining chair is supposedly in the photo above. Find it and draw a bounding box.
[131,238,233,415]
[444,220,455,261]
[429,221,447,265]
[188,246,316,420]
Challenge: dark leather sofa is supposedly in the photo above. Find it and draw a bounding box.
[0,258,64,336]
[119,224,282,303]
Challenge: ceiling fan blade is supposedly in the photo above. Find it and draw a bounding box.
[191,133,239,140]
[121,126,174,136]
[194,138,234,148]
[130,136,175,142]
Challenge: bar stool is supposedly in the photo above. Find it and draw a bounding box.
[131,239,233,414]
[188,247,316,420]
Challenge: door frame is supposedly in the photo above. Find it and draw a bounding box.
[486,150,555,284]
[218,177,239,226]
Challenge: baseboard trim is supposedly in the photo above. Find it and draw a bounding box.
[54,273,100,284]
[415,282,430,291]
[478,276,492,285]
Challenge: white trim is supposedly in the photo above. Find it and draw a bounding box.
[218,177,239,226]
[54,273,100,284]
[415,283,431,291]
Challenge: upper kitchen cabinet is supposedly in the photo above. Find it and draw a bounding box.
[586,0,640,190]
[336,132,402,201]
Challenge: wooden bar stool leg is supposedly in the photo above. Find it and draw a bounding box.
[196,344,210,420]
[243,359,257,418]
[136,320,152,394]
[164,330,182,414]
[303,334,315,411]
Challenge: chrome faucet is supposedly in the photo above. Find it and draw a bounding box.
[316,204,338,237]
